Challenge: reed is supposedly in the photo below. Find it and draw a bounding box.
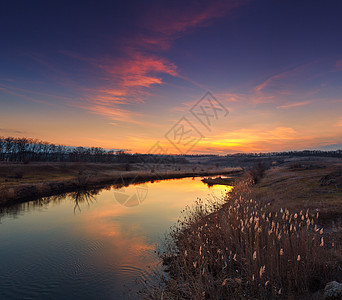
[158,177,338,299]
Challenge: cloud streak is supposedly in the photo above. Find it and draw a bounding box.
[277,101,311,109]
[65,1,248,124]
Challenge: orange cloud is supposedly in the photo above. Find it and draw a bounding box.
[255,61,319,93]
[62,1,249,125]
[277,101,311,109]
[335,118,342,127]
[74,101,144,125]
[73,53,179,123]
[192,127,300,153]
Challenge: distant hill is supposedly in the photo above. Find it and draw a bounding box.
[316,144,342,151]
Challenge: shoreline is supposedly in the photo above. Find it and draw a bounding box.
[0,167,242,207]
[156,161,342,299]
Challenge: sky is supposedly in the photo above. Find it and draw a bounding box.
[1,0,342,154]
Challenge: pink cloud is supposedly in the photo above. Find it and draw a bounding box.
[143,0,246,36]
[61,1,249,124]
[74,101,144,125]
[336,59,342,71]
[255,61,320,93]
[277,101,311,109]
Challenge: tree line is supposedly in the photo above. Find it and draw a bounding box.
[0,136,188,164]
[0,137,117,163]
[226,150,342,158]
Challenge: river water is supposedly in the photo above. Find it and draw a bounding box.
[0,177,231,299]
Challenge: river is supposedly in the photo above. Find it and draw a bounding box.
[0,177,231,299]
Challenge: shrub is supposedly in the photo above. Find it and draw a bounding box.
[249,161,269,183]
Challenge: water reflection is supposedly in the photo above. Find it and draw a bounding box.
[71,189,97,213]
[0,187,103,221]
[0,177,231,299]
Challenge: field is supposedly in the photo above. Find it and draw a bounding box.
[153,158,342,299]
[0,161,241,206]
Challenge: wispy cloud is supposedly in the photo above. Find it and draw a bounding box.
[255,61,319,93]
[335,59,342,71]
[277,101,311,109]
[64,1,248,124]
[142,0,247,36]
[75,101,144,125]
[335,117,342,127]
[0,128,29,135]
[0,84,63,106]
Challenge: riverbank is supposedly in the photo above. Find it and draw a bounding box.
[0,162,242,206]
[201,176,237,186]
[156,160,342,299]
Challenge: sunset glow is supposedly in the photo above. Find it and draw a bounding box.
[1,1,341,153]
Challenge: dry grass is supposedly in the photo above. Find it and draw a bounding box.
[154,177,340,299]
[0,162,241,205]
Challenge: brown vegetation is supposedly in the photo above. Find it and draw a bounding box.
[150,162,342,299]
[0,162,241,206]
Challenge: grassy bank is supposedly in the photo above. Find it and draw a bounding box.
[0,162,242,206]
[153,161,342,299]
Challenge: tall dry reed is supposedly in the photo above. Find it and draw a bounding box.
[158,178,337,299]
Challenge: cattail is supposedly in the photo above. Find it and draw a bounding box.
[253,251,257,260]
[297,255,301,261]
[320,237,324,247]
[259,265,266,278]
[280,248,284,256]
[320,228,323,235]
